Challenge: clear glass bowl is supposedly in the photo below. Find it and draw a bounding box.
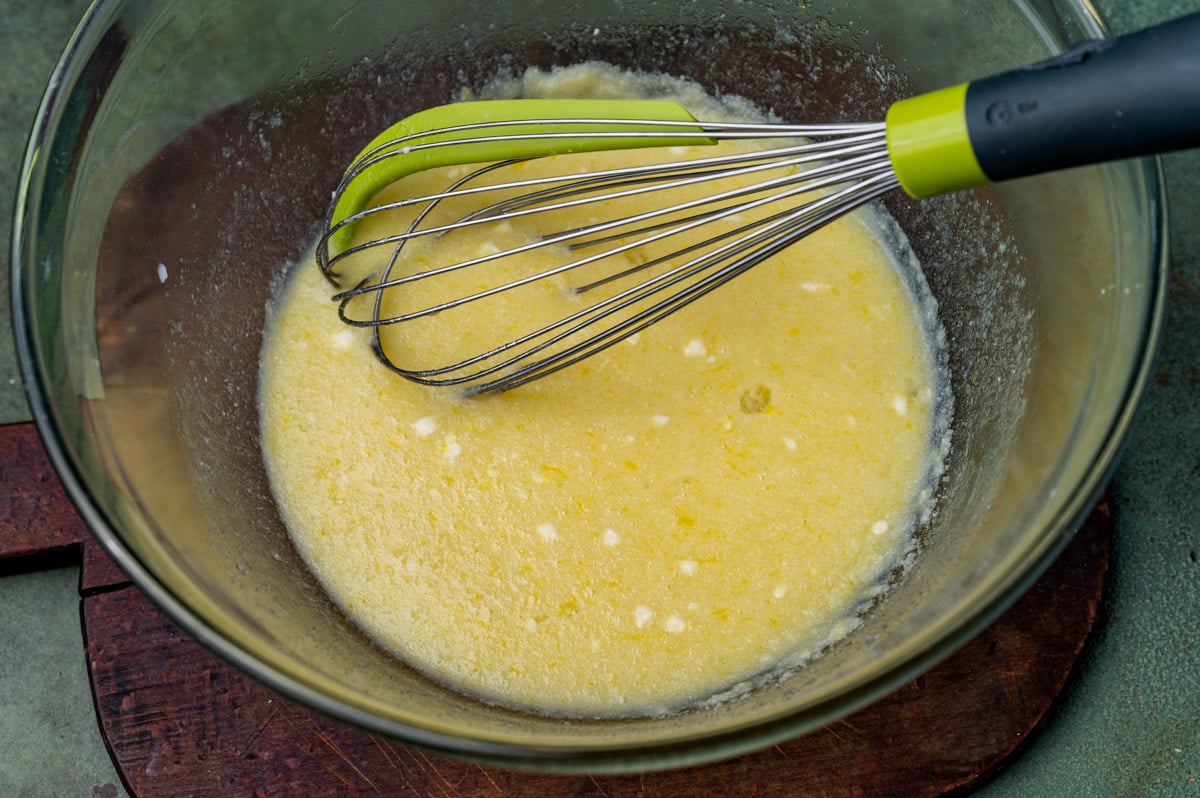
[12,0,1166,771]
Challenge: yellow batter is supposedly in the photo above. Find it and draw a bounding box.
[259,68,947,717]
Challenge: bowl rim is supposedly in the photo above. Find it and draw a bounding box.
[9,0,1170,772]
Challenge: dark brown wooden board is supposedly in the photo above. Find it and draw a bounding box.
[0,421,92,565]
[0,421,129,589]
[0,421,1111,796]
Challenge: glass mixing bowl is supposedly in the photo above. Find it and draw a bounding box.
[12,0,1166,771]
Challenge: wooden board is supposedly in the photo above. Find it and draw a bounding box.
[0,421,92,566]
[0,421,1112,796]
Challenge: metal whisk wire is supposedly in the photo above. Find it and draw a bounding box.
[317,117,898,394]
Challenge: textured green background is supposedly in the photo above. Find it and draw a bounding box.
[1,2,1196,796]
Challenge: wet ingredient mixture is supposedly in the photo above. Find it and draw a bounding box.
[259,65,949,717]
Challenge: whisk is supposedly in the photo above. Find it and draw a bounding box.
[318,13,1200,395]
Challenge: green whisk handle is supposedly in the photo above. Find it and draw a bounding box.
[328,99,708,253]
[886,12,1200,199]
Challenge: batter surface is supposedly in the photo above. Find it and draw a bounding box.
[259,66,949,717]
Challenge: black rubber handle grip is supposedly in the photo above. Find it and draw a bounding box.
[965,12,1200,182]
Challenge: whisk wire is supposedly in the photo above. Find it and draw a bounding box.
[456,131,889,223]
[450,170,904,394]
[365,164,898,391]
[332,141,893,317]
[321,116,900,393]
[318,124,886,280]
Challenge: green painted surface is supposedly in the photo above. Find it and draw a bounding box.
[0,1,1196,795]
[0,568,128,797]
[0,0,91,425]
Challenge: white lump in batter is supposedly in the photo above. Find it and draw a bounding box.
[258,64,949,717]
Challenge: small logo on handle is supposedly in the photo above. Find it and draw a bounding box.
[986,99,1039,127]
